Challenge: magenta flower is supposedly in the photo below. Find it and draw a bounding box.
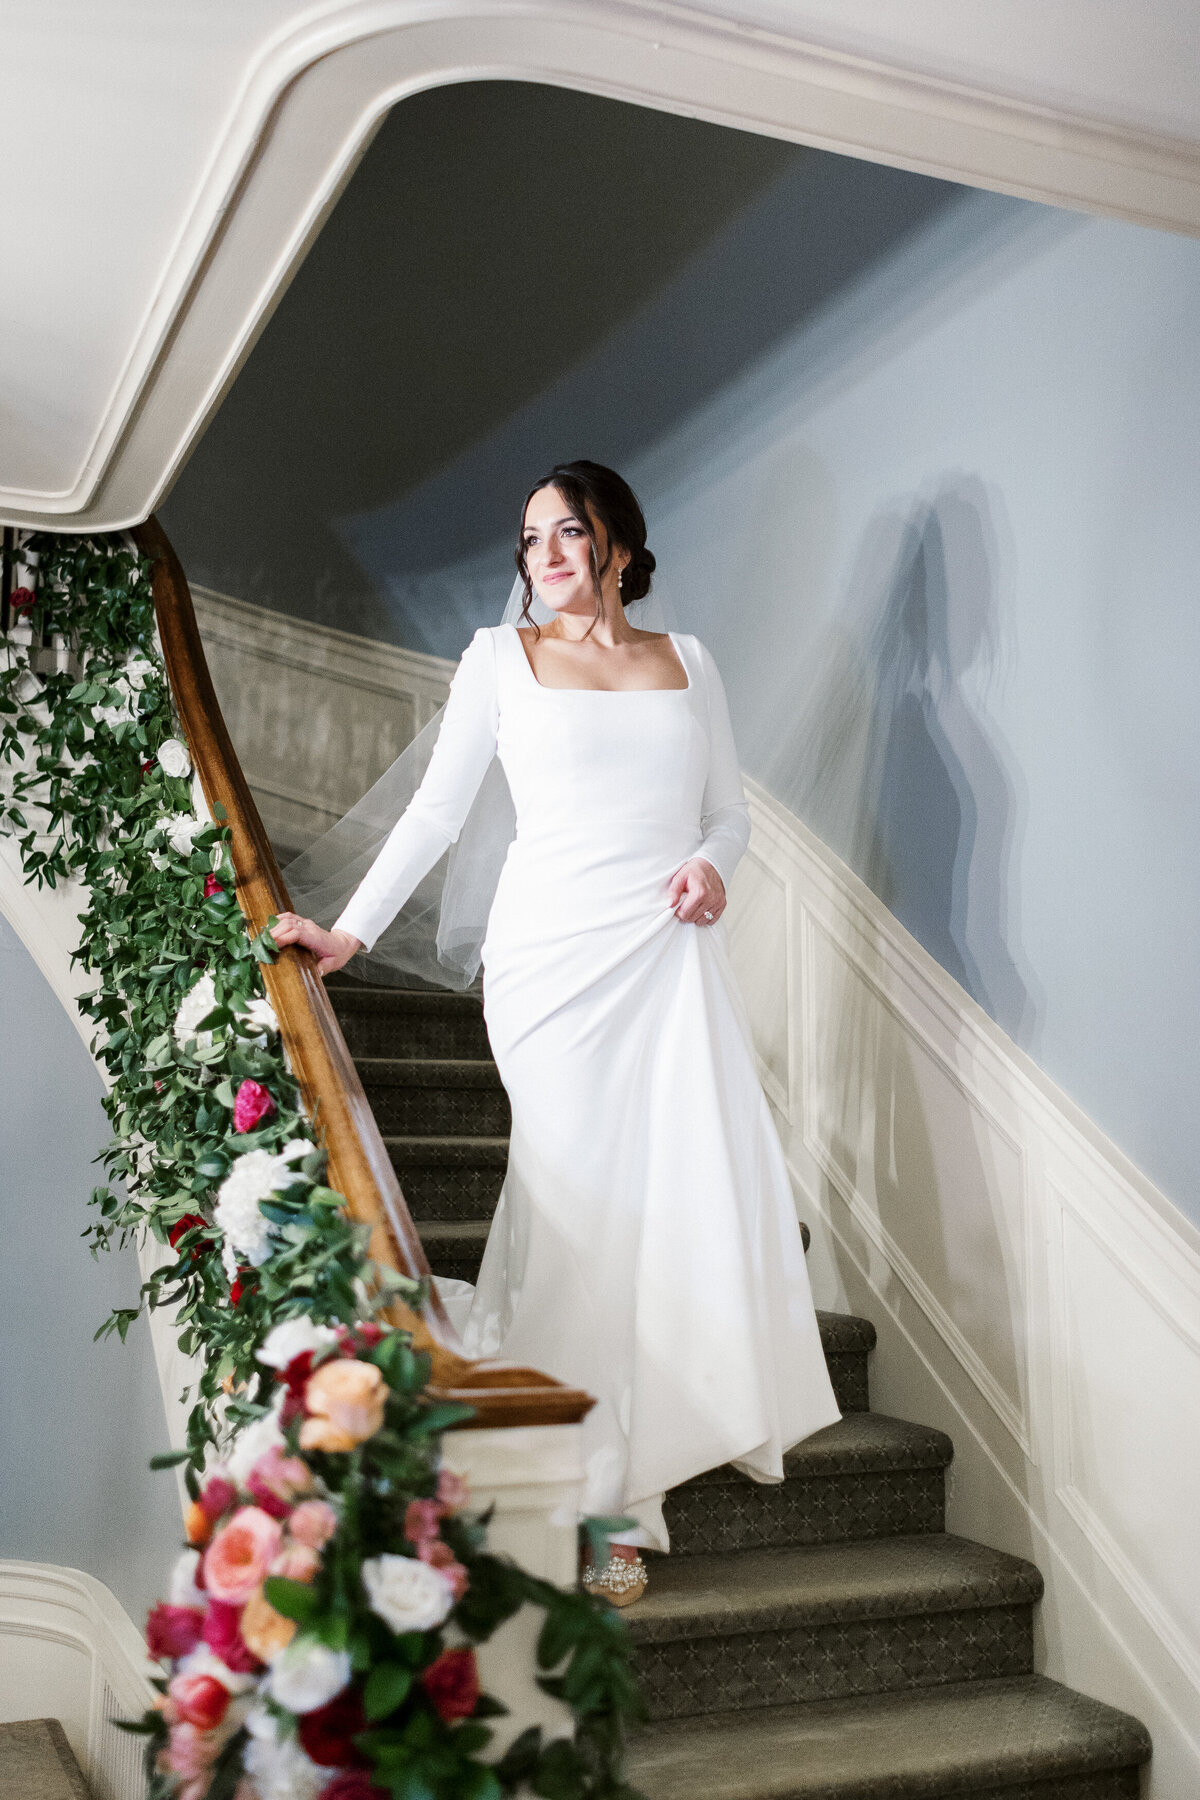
[233,1079,276,1133]
[145,1603,204,1661]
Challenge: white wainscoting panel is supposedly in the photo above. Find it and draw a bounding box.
[0,1562,154,1800]
[726,777,1200,1798]
[192,587,454,854]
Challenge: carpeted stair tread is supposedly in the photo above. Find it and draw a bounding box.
[680,1415,951,1487]
[628,1535,1042,1644]
[385,1134,510,1163]
[356,1056,504,1088]
[0,1720,93,1799]
[814,1311,876,1354]
[626,1675,1151,1800]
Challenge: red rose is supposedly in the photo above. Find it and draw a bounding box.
[145,1603,204,1661]
[319,1775,389,1800]
[203,874,225,898]
[9,587,34,616]
[168,1215,210,1263]
[168,1673,229,1731]
[420,1648,479,1722]
[233,1079,276,1133]
[298,1687,369,1767]
[229,1268,256,1308]
[201,1599,263,1674]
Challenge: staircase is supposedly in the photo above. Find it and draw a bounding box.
[327,975,1152,1800]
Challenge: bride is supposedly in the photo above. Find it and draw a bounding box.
[273,461,840,1604]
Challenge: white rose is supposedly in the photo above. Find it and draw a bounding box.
[174,973,219,1049]
[224,1406,286,1486]
[242,1707,326,1800]
[257,1316,339,1371]
[265,1639,352,1713]
[119,655,157,692]
[168,1550,204,1608]
[238,995,279,1042]
[159,813,206,858]
[95,696,138,727]
[214,1148,294,1273]
[157,737,192,779]
[362,1553,455,1634]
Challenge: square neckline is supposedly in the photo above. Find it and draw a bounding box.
[510,622,692,694]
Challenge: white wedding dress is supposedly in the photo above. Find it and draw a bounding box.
[336,622,840,1550]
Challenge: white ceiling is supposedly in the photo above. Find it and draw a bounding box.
[4,0,1200,529]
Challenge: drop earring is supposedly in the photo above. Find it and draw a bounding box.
[617,568,624,591]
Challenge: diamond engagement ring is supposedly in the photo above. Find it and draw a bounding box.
[703,910,714,921]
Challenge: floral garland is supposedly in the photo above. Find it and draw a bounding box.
[0,533,645,1800]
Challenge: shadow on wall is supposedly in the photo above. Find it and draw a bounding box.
[770,477,1043,1047]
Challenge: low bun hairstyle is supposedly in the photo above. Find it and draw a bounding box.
[516,460,656,635]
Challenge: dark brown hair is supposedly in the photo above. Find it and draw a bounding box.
[515,460,656,638]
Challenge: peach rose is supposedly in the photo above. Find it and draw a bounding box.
[288,1499,338,1549]
[299,1359,386,1453]
[203,1507,283,1604]
[271,1542,321,1584]
[239,1587,297,1662]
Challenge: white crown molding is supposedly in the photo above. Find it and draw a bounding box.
[7,0,1200,527]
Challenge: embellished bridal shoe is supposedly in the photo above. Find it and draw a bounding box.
[582,1553,648,1607]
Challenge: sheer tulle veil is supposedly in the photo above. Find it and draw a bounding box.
[282,574,675,990]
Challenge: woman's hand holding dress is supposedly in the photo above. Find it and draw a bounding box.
[667,857,727,924]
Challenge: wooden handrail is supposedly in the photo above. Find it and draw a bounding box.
[136,518,592,1430]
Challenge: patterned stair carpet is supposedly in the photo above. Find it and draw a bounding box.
[0,1720,92,1799]
[327,976,1152,1799]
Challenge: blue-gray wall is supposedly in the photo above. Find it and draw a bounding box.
[162,84,1200,1229]
[0,916,183,1624]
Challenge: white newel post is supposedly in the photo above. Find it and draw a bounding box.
[440,1422,585,1755]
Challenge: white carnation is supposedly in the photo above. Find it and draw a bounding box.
[265,1639,352,1713]
[242,1707,326,1800]
[214,1149,293,1272]
[257,1316,339,1371]
[174,973,218,1049]
[158,813,206,858]
[224,1405,286,1486]
[157,737,191,779]
[168,1550,204,1608]
[362,1553,455,1634]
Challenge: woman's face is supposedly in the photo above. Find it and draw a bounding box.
[521,486,627,615]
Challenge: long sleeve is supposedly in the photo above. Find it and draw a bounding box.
[693,639,751,890]
[334,628,500,951]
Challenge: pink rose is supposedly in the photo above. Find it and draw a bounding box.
[246,1444,313,1519]
[201,1600,263,1674]
[271,1542,321,1583]
[161,1721,220,1780]
[203,874,225,899]
[288,1499,338,1549]
[203,1507,282,1604]
[146,1603,204,1662]
[319,1775,389,1800]
[233,1078,276,1132]
[404,1498,442,1545]
[436,1468,468,1512]
[168,1674,230,1732]
[418,1538,468,1600]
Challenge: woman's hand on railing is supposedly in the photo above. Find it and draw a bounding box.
[272,913,363,977]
